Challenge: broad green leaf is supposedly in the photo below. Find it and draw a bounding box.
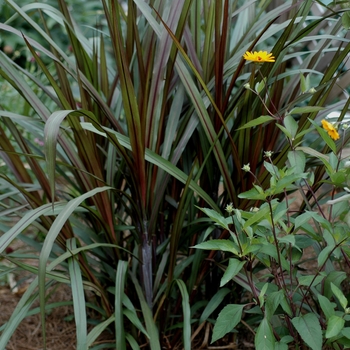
[331,282,348,310]
[243,202,278,230]
[298,275,324,287]
[283,115,298,139]
[236,115,274,130]
[287,150,306,175]
[326,315,345,339]
[342,328,350,339]
[324,272,347,299]
[238,186,267,200]
[211,304,245,343]
[199,207,228,229]
[318,294,335,320]
[291,314,322,350]
[265,291,284,320]
[193,240,239,255]
[220,259,246,287]
[342,11,350,30]
[294,211,330,231]
[318,245,334,268]
[295,146,329,161]
[255,318,275,350]
[277,235,295,246]
[275,342,288,350]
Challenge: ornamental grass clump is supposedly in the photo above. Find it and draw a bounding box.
[0,0,349,349]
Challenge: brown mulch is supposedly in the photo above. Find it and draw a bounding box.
[0,283,77,350]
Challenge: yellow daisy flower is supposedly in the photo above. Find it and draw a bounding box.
[321,119,340,140]
[243,51,275,63]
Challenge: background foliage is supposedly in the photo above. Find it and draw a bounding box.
[0,0,349,349]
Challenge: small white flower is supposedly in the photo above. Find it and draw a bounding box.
[264,150,273,158]
[308,87,316,94]
[244,83,251,89]
[225,203,234,213]
[242,163,251,172]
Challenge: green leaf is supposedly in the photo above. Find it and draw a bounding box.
[275,342,288,350]
[342,11,350,30]
[290,106,325,114]
[300,73,310,93]
[198,207,228,229]
[236,115,274,130]
[298,275,324,287]
[115,261,128,350]
[211,304,245,343]
[294,211,330,231]
[318,245,334,268]
[324,272,347,299]
[318,294,335,320]
[123,309,149,338]
[258,283,269,308]
[265,290,284,319]
[199,288,231,324]
[255,318,275,350]
[243,202,278,230]
[220,259,246,287]
[255,78,267,94]
[331,282,348,310]
[67,239,87,350]
[342,327,350,339]
[287,150,306,175]
[193,240,239,255]
[283,115,298,139]
[125,333,141,350]
[277,235,295,246]
[326,315,345,339]
[129,273,161,350]
[291,314,322,350]
[238,186,267,200]
[174,280,191,350]
[296,146,329,161]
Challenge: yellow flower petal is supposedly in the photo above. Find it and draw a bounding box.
[321,119,340,140]
[243,51,275,63]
